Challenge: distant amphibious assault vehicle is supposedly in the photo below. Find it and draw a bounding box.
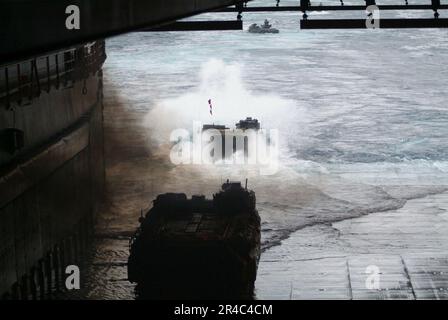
[128,181,261,299]
[248,20,279,34]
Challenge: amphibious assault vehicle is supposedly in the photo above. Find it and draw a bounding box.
[235,117,261,130]
[128,181,261,299]
[248,20,279,34]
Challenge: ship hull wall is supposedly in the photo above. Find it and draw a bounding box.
[0,42,106,298]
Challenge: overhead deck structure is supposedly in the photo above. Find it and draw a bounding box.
[4,0,444,55]
[220,0,448,29]
[0,0,241,63]
[219,3,448,12]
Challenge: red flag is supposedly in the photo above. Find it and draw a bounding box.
[208,99,213,115]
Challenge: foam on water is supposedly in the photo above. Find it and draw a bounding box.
[143,58,299,149]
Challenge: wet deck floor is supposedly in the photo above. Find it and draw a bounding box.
[255,193,448,299]
[77,191,448,300]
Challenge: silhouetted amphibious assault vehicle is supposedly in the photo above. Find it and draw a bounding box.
[236,117,261,130]
[128,181,261,299]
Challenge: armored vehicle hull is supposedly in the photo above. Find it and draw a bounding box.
[128,182,261,299]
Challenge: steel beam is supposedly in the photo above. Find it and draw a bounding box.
[145,20,243,32]
[218,5,448,12]
[300,18,448,29]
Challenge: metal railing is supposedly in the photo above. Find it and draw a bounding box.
[0,41,106,110]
